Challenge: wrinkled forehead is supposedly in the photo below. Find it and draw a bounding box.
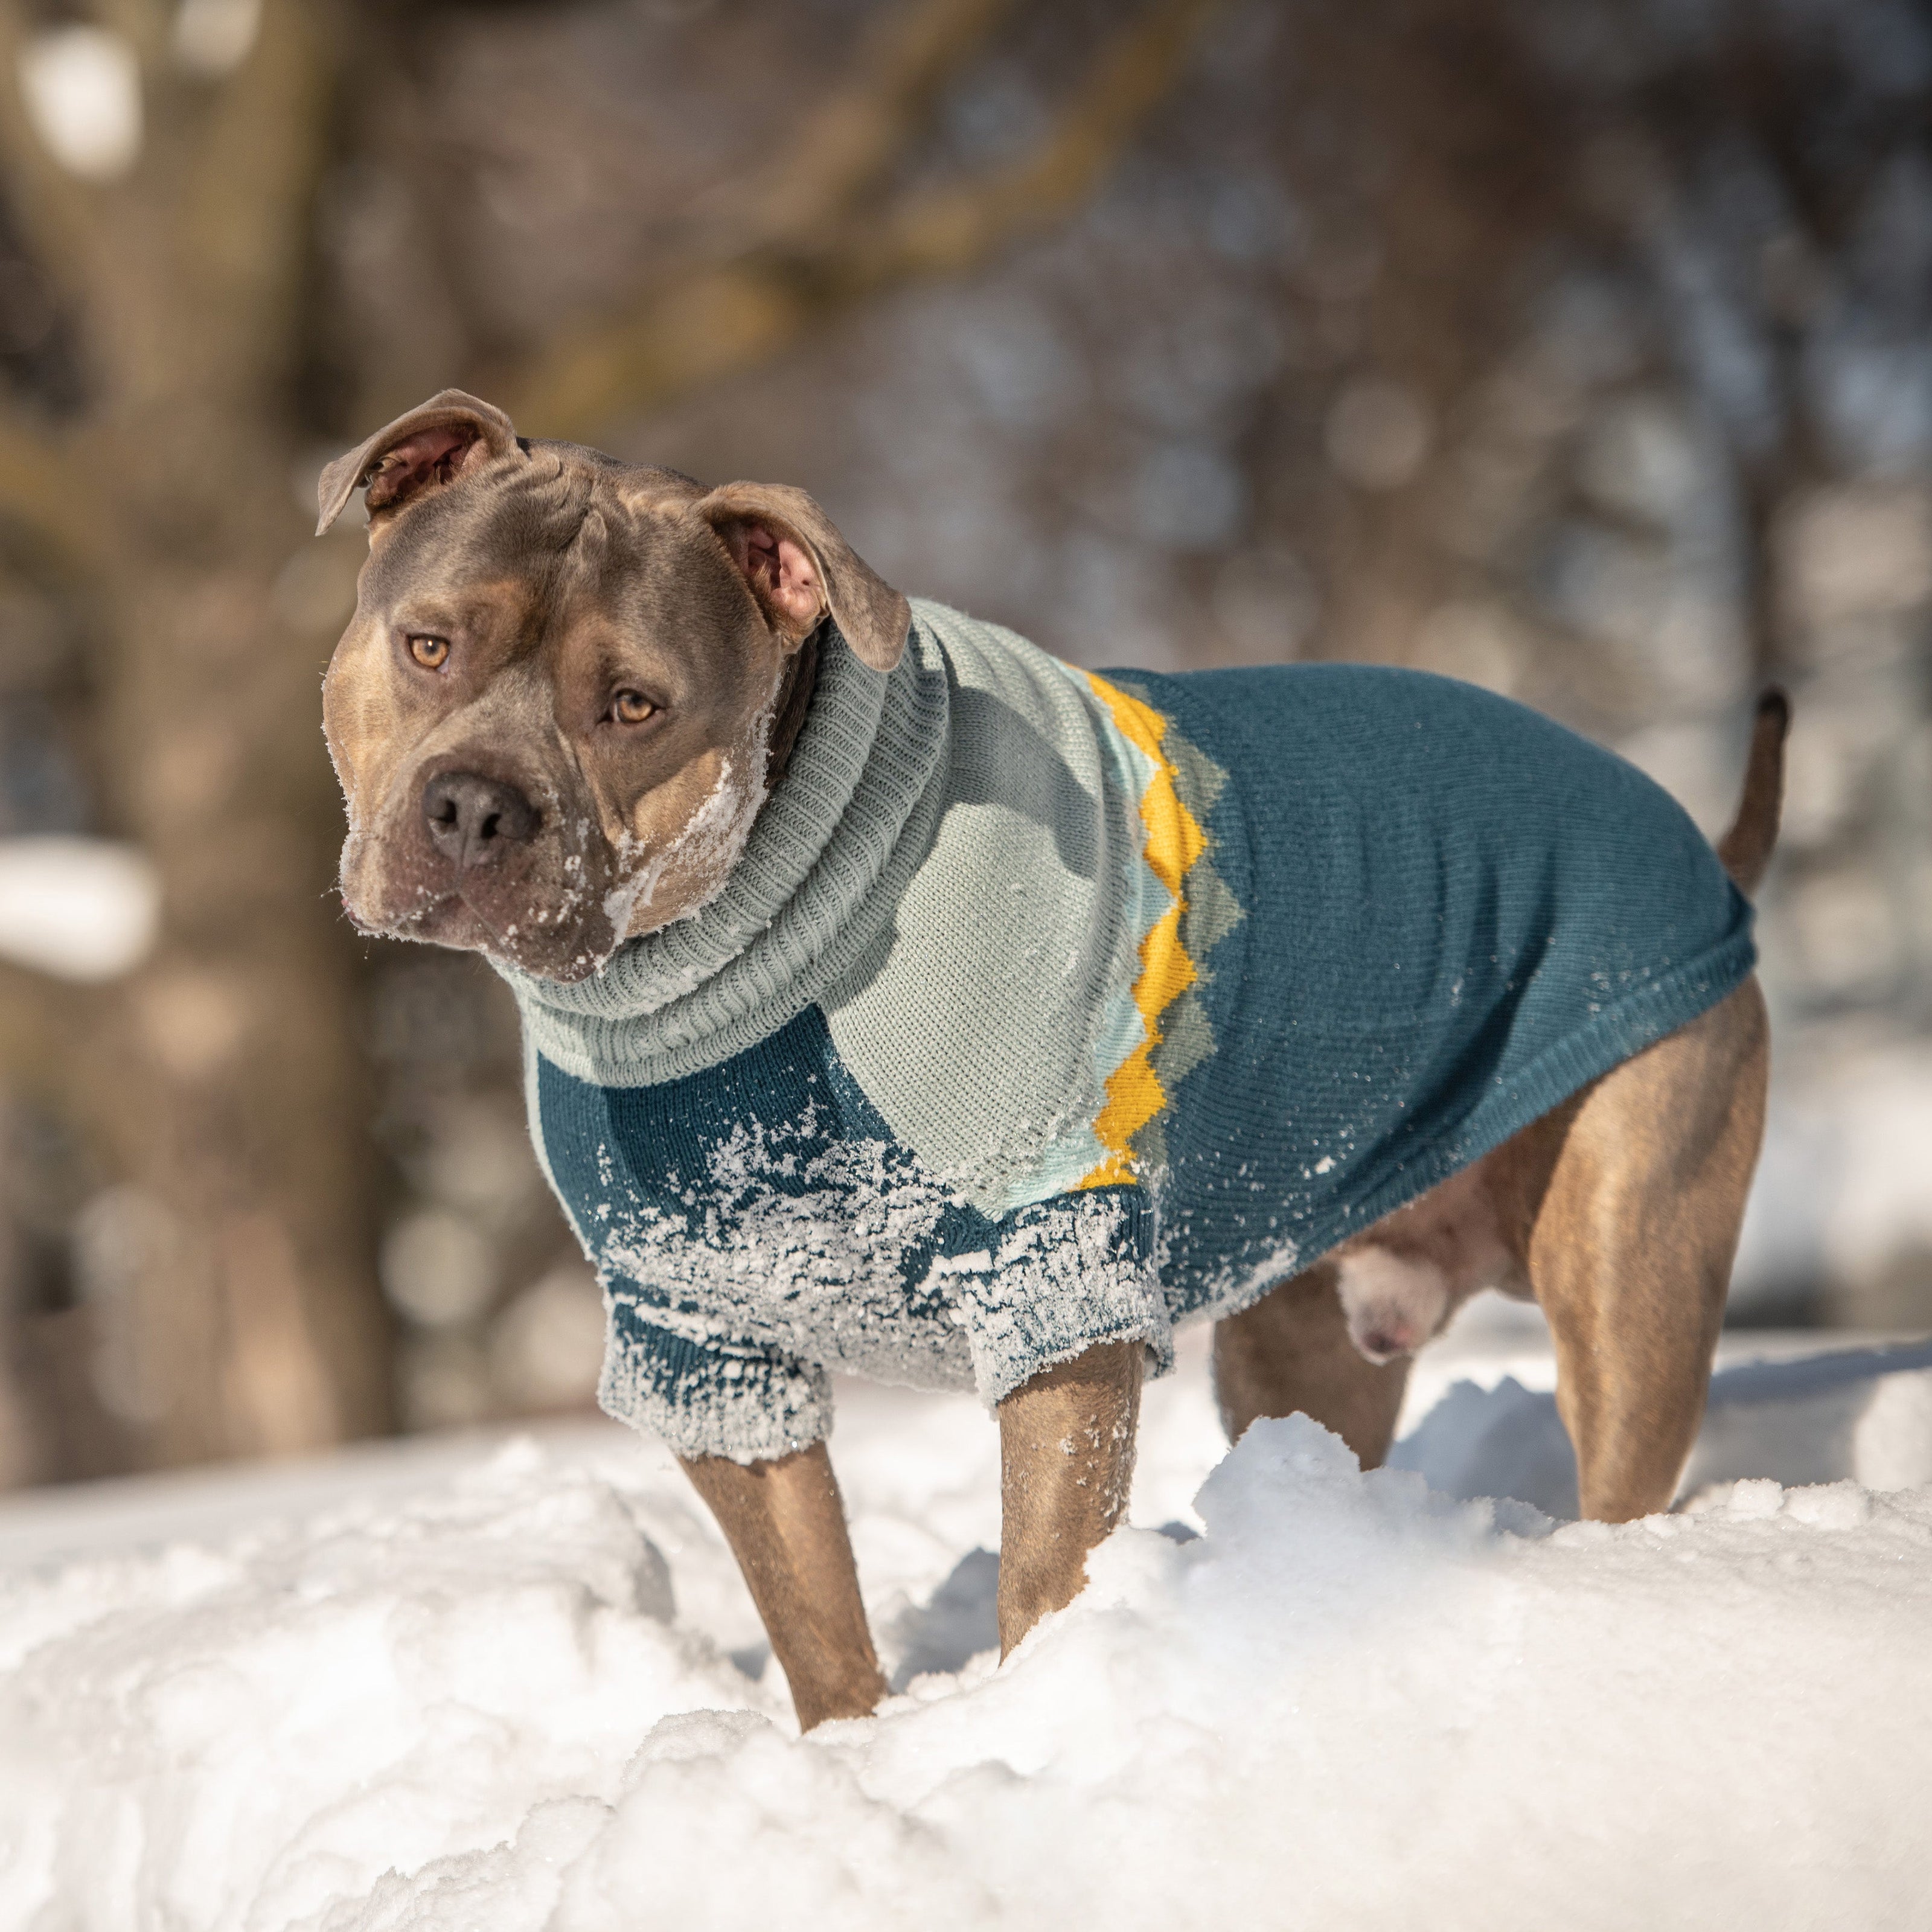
[357,454,704,615]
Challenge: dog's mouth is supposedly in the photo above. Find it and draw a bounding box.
[339,738,769,985]
[339,830,622,984]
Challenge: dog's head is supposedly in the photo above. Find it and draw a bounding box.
[317,390,909,982]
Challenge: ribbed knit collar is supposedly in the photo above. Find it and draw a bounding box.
[496,607,953,1086]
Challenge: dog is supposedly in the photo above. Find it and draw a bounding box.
[318,389,1784,1730]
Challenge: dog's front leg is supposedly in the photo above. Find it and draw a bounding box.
[679,1441,888,1729]
[996,1340,1144,1656]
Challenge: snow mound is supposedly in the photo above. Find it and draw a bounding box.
[1393,1337,1932,1518]
[4,1366,1931,1930]
[0,1447,765,1930]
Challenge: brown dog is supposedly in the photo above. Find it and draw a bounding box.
[318,390,1783,1730]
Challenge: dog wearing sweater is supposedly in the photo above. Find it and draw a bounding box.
[318,391,1785,1730]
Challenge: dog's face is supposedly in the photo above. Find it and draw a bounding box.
[318,391,908,982]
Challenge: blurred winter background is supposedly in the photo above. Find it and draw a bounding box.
[0,0,1925,1489]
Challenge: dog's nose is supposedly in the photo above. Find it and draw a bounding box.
[421,771,538,870]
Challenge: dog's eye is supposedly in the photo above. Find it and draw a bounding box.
[612,690,656,724]
[407,635,450,670]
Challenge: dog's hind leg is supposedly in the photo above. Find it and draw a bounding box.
[1212,1262,1412,1468]
[1527,980,1770,1521]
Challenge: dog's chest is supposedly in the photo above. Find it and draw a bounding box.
[528,1001,1160,1398]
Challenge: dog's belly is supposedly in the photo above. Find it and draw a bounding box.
[1328,1151,1529,1361]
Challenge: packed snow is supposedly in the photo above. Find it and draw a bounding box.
[2,1308,1930,1931]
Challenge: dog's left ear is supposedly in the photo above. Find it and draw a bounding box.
[694,482,909,673]
[316,389,523,536]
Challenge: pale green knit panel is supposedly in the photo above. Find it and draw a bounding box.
[499,600,1145,1215]
[820,604,1142,1213]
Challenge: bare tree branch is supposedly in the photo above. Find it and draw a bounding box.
[712,0,1021,253]
[90,0,333,430]
[0,0,332,432]
[177,4,333,358]
[505,0,1223,441]
[854,0,1221,281]
[0,0,331,562]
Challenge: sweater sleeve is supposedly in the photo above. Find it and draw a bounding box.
[597,1284,833,1464]
[943,1185,1172,1406]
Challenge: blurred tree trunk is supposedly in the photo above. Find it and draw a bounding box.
[1264,0,1570,671]
[0,0,1218,1475]
[0,0,388,1465]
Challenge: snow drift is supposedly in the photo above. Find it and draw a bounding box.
[2,1329,1930,1930]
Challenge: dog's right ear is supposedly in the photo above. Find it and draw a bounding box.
[316,390,522,536]
[692,481,910,673]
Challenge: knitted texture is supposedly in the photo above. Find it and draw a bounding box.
[535,1008,1165,1463]
[1118,662,1756,1314]
[502,600,1153,1215]
[508,606,1756,1459]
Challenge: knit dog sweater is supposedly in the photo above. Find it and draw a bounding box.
[501,601,1755,1462]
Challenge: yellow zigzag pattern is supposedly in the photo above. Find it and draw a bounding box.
[1076,671,1207,1190]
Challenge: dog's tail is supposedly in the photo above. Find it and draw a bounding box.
[1716,688,1790,895]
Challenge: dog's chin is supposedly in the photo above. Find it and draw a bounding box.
[345,881,620,984]
[486,917,624,984]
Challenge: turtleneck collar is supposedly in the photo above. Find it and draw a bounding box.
[496,611,952,1083]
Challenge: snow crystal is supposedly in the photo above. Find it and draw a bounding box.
[583,1104,1166,1462]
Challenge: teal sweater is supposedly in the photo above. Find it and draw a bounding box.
[505,603,1754,1461]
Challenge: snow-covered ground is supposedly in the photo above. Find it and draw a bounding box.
[3,1303,1931,1931]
